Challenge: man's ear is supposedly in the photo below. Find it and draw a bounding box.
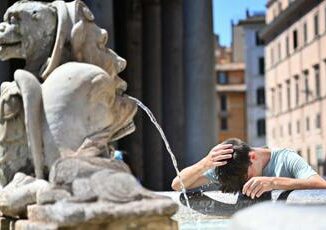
[249,151,256,161]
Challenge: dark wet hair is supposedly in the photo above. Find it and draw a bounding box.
[216,138,252,193]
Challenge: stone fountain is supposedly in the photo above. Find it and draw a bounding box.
[0,0,178,229]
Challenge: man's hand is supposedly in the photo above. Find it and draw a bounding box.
[242,177,275,199]
[201,144,233,170]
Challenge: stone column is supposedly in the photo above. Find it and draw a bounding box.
[161,0,185,190]
[0,0,10,84]
[142,0,163,190]
[183,0,217,165]
[116,0,145,182]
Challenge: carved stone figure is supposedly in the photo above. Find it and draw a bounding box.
[0,0,131,183]
[0,0,178,229]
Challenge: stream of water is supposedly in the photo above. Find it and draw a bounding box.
[128,96,191,208]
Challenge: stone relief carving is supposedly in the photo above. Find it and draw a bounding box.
[0,0,177,228]
[0,0,133,183]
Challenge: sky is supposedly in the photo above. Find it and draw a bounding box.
[212,0,267,47]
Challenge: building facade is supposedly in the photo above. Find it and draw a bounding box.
[261,0,326,173]
[215,62,247,142]
[240,14,267,147]
[215,33,247,142]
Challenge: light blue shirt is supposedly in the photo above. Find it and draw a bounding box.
[203,148,317,183]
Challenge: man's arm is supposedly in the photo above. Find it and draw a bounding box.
[243,175,326,199]
[171,144,233,191]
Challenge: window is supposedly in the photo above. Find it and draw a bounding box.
[278,84,282,113]
[297,120,300,134]
[273,8,277,21]
[257,119,266,137]
[293,30,298,50]
[295,75,299,106]
[288,122,292,135]
[306,117,310,131]
[217,72,228,84]
[255,31,264,46]
[297,149,302,156]
[256,87,265,105]
[286,36,289,56]
[314,13,319,37]
[271,88,275,114]
[316,145,323,163]
[303,22,307,44]
[307,148,311,164]
[278,2,282,13]
[316,113,321,129]
[286,80,291,109]
[221,117,228,130]
[220,94,227,111]
[278,42,281,61]
[259,57,265,75]
[303,70,309,102]
[314,65,320,98]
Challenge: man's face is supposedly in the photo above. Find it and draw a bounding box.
[246,153,263,180]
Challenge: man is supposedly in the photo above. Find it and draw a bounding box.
[171,138,326,199]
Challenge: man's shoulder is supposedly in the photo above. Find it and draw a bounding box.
[270,148,299,164]
[271,148,297,156]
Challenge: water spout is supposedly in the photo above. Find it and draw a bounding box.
[128,96,191,208]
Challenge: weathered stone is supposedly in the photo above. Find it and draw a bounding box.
[0,173,50,217]
[15,220,58,230]
[71,178,96,202]
[229,201,326,230]
[36,189,71,205]
[49,157,131,186]
[26,199,178,227]
[16,216,178,230]
[0,1,178,229]
[90,170,160,203]
[0,0,137,183]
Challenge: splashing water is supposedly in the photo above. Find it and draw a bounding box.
[128,96,191,208]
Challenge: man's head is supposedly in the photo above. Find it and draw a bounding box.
[216,138,262,193]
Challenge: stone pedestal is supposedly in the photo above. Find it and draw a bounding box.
[16,216,178,230]
[13,197,178,230]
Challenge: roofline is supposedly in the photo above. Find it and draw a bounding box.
[238,18,266,26]
[261,0,322,44]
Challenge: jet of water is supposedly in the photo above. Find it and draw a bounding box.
[128,96,191,208]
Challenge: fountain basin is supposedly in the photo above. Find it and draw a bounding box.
[159,189,326,229]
